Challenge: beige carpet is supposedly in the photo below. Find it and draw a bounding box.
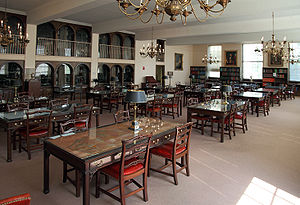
[0,97,299,205]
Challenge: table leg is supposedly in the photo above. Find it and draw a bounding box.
[96,113,100,127]
[7,129,12,162]
[100,95,103,114]
[86,93,89,104]
[180,98,182,116]
[271,93,274,107]
[256,101,259,117]
[220,117,225,143]
[83,165,90,205]
[43,148,50,194]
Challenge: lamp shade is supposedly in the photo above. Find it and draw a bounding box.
[125,90,147,103]
[162,75,168,80]
[221,85,232,93]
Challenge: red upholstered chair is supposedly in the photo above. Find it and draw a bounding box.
[146,97,163,119]
[272,91,281,106]
[74,104,92,128]
[114,110,130,123]
[251,96,267,117]
[102,91,121,112]
[19,110,52,160]
[162,96,180,119]
[0,193,31,205]
[95,134,152,205]
[285,85,296,100]
[235,101,249,133]
[148,122,193,185]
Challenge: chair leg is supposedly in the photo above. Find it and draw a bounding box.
[172,159,178,185]
[242,119,245,133]
[119,179,126,205]
[75,169,80,197]
[185,154,190,176]
[211,122,214,136]
[143,173,148,202]
[27,136,31,160]
[147,154,152,177]
[95,171,100,198]
[201,120,204,135]
[233,122,236,136]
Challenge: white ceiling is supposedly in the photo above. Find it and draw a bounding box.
[3,0,300,45]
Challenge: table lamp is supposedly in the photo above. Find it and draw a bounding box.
[221,85,232,104]
[125,90,147,132]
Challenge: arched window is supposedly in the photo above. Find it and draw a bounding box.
[123,36,134,60]
[111,34,122,59]
[35,63,53,86]
[98,64,110,84]
[124,65,134,84]
[0,62,22,88]
[36,23,55,55]
[111,65,122,85]
[57,26,74,56]
[56,64,72,87]
[99,34,110,58]
[74,64,89,86]
[75,29,90,57]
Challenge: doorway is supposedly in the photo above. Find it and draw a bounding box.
[156,65,165,87]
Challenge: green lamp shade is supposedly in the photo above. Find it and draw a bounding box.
[221,85,232,93]
[125,90,147,103]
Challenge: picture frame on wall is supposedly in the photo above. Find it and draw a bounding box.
[175,53,183,71]
[269,53,283,66]
[224,50,237,66]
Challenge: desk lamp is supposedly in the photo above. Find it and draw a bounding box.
[125,90,147,132]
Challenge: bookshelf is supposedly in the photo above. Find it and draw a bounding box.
[190,66,207,84]
[220,67,240,84]
[263,67,288,85]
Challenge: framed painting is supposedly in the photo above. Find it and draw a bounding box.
[269,53,283,66]
[225,50,237,66]
[175,53,183,71]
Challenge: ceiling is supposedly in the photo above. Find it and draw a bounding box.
[2,0,300,45]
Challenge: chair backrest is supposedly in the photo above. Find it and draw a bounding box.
[114,110,130,123]
[187,97,198,106]
[229,103,237,121]
[120,134,152,178]
[241,100,248,118]
[74,104,92,128]
[0,193,31,205]
[33,99,49,108]
[7,102,29,112]
[173,122,193,158]
[60,119,89,134]
[50,98,68,109]
[25,110,52,138]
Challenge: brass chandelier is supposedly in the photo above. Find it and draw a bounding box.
[117,0,231,25]
[0,0,29,47]
[202,54,220,64]
[140,27,164,58]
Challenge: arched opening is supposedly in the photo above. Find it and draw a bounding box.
[0,62,23,88]
[57,25,75,56]
[36,23,55,55]
[111,34,122,59]
[111,65,122,86]
[35,63,53,87]
[98,64,110,84]
[56,64,72,87]
[99,34,110,58]
[74,64,89,87]
[75,28,90,57]
[123,36,134,60]
[124,65,134,85]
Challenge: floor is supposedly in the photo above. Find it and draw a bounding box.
[0,97,299,205]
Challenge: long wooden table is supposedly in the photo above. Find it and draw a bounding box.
[43,118,181,205]
[187,99,245,143]
[0,103,100,162]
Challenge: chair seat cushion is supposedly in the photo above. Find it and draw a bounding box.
[253,101,265,107]
[101,158,144,179]
[162,104,178,108]
[273,95,279,99]
[75,122,86,128]
[151,142,185,159]
[20,129,48,137]
[147,107,161,112]
[235,112,243,119]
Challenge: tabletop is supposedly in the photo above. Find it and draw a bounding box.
[254,88,278,93]
[46,118,181,160]
[187,99,245,113]
[233,91,267,99]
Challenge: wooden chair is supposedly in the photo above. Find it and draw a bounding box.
[7,102,29,112]
[146,97,163,119]
[19,110,52,160]
[235,101,249,133]
[95,134,152,205]
[148,122,193,185]
[74,104,93,128]
[162,96,180,119]
[103,92,121,112]
[272,92,281,106]
[33,99,49,108]
[285,85,296,100]
[0,193,31,205]
[211,104,236,139]
[114,110,130,123]
[50,98,69,109]
[251,96,267,117]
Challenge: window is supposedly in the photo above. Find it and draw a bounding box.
[242,44,263,79]
[207,45,222,78]
[289,43,300,82]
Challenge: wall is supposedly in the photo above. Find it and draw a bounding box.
[165,45,194,86]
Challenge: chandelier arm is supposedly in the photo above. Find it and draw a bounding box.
[180,13,188,26]
[178,0,192,8]
[190,4,208,23]
[156,12,165,24]
[118,4,143,17]
[156,0,167,8]
[126,0,150,9]
[206,9,225,18]
[139,12,155,24]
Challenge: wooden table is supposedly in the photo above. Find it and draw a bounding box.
[233,92,267,117]
[0,97,50,111]
[184,88,219,106]
[43,118,181,205]
[0,103,100,162]
[187,99,245,143]
[253,88,278,107]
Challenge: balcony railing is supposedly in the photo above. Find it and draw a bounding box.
[36,37,91,57]
[0,35,25,54]
[99,44,135,60]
